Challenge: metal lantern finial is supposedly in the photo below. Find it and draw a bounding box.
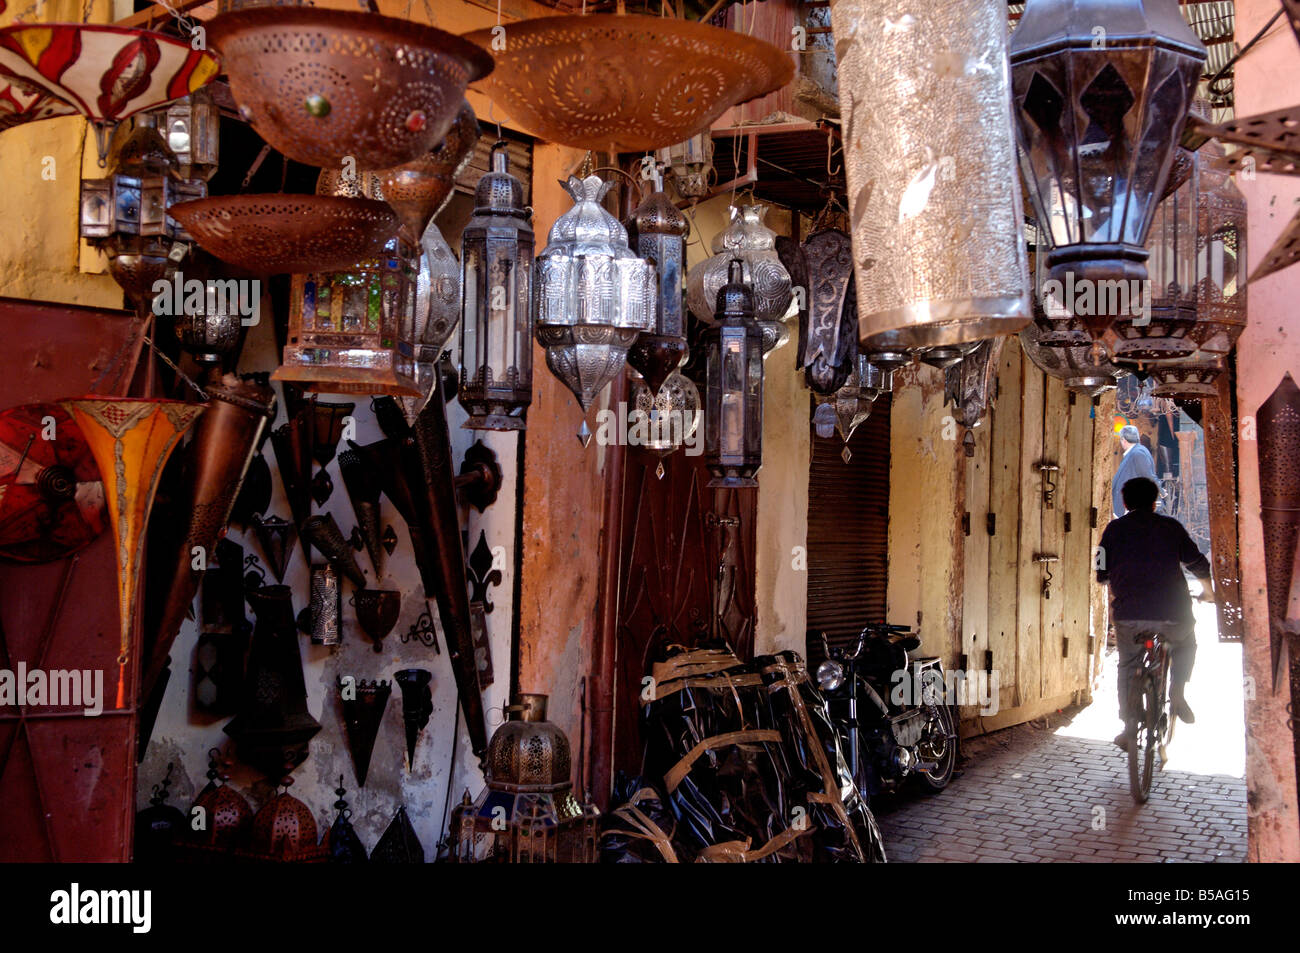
[459,142,535,431]
[534,174,656,428]
[1010,0,1207,340]
[703,259,765,488]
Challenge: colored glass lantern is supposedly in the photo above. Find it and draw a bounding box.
[702,260,765,489]
[459,143,535,431]
[276,171,420,397]
[534,173,655,436]
[832,0,1031,351]
[1010,0,1207,340]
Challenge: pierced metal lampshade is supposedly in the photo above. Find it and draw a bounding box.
[459,143,535,431]
[1020,248,1124,395]
[813,353,887,460]
[378,98,480,241]
[833,0,1031,350]
[1010,0,1207,340]
[686,203,793,327]
[535,174,655,432]
[630,369,702,468]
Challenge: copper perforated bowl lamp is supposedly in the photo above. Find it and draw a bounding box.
[464,11,793,154]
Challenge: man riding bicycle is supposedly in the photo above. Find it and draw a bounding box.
[1095,476,1214,751]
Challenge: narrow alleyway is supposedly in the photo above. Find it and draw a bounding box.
[876,600,1248,862]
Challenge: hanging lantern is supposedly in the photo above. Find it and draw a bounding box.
[378,98,480,241]
[626,170,690,395]
[944,338,1004,455]
[1106,148,1199,368]
[658,132,715,202]
[276,170,420,397]
[1020,248,1124,395]
[535,173,655,441]
[629,370,702,474]
[797,228,857,395]
[1010,0,1206,340]
[686,203,793,328]
[409,221,462,411]
[163,87,220,183]
[703,260,765,489]
[448,693,599,863]
[813,354,889,461]
[1150,141,1249,399]
[459,142,535,432]
[832,0,1031,352]
[80,118,205,310]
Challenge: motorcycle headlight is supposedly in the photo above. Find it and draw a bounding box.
[816,660,845,692]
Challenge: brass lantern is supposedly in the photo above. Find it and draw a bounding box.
[459,142,535,431]
[1150,141,1248,398]
[80,118,205,311]
[163,88,220,183]
[534,174,656,436]
[276,170,420,396]
[1107,155,1199,368]
[1010,0,1207,340]
[626,170,690,395]
[448,694,599,863]
[657,132,714,202]
[703,260,765,488]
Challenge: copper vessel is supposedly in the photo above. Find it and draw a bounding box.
[464,14,792,154]
[209,6,492,170]
[170,195,398,275]
[61,398,204,710]
[378,99,480,241]
[142,375,276,697]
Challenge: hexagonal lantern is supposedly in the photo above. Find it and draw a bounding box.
[703,260,765,488]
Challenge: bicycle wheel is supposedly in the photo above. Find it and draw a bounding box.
[1128,674,1158,803]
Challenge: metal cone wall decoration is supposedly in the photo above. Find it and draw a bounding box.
[339,678,390,787]
[338,448,386,576]
[251,514,297,584]
[270,401,315,561]
[302,513,366,588]
[371,805,424,863]
[395,668,433,772]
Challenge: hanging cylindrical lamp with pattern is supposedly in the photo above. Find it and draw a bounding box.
[1010,0,1206,341]
[703,260,765,488]
[831,0,1032,354]
[459,142,535,431]
[535,174,655,445]
[625,169,690,395]
[276,169,420,396]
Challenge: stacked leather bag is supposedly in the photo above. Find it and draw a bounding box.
[600,642,885,862]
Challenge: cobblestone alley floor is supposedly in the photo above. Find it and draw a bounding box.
[875,601,1248,863]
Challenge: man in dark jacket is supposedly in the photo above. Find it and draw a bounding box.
[1112,424,1158,518]
[1096,477,1214,750]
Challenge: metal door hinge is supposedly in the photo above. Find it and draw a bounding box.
[962,512,971,536]
[1064,511,1072,533]
[986,512,996,536]
[1090,506,1098,528]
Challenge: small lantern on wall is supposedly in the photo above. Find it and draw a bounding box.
[657,132,714,202]
[459,142,535,431]
[1010,0,1207,340]
[275,171,420,396]
[703,260,765,488]
[80,118,205,310]
[448,694,599,863]
[814,354,890,462]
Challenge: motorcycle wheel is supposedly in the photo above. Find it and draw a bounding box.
[915,702,959,793]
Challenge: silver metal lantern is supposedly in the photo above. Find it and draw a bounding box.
[459,143,535,431]
[831,0,1032,351]
[813,353,890,462]
[685,203,793,328]
[1010,0,1207,341]
[535,174,655,441]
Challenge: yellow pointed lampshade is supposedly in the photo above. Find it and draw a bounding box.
[60,398,205,708]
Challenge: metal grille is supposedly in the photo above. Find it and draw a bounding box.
[805,393,892,668]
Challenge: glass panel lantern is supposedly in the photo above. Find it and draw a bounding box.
[703,260,765,488]
[276,170,420,396]
[1010,0,1207,340]
[626,168,690,395]
[459,142,535,431]
[164,87,220,183]
[657,132,714,202]
[1108,158,1199,365]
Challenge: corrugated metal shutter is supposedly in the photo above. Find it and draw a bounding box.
[805,393,891,668]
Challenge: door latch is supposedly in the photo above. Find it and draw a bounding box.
[1034,553,1060,599]
[1035,462,1060,509]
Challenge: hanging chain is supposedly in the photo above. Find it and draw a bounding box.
[155,0,200,41]
[141,335,209,399]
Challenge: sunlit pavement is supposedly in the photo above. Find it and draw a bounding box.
[874,599,1247,862]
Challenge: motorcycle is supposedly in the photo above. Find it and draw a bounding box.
[814,622,959,801]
